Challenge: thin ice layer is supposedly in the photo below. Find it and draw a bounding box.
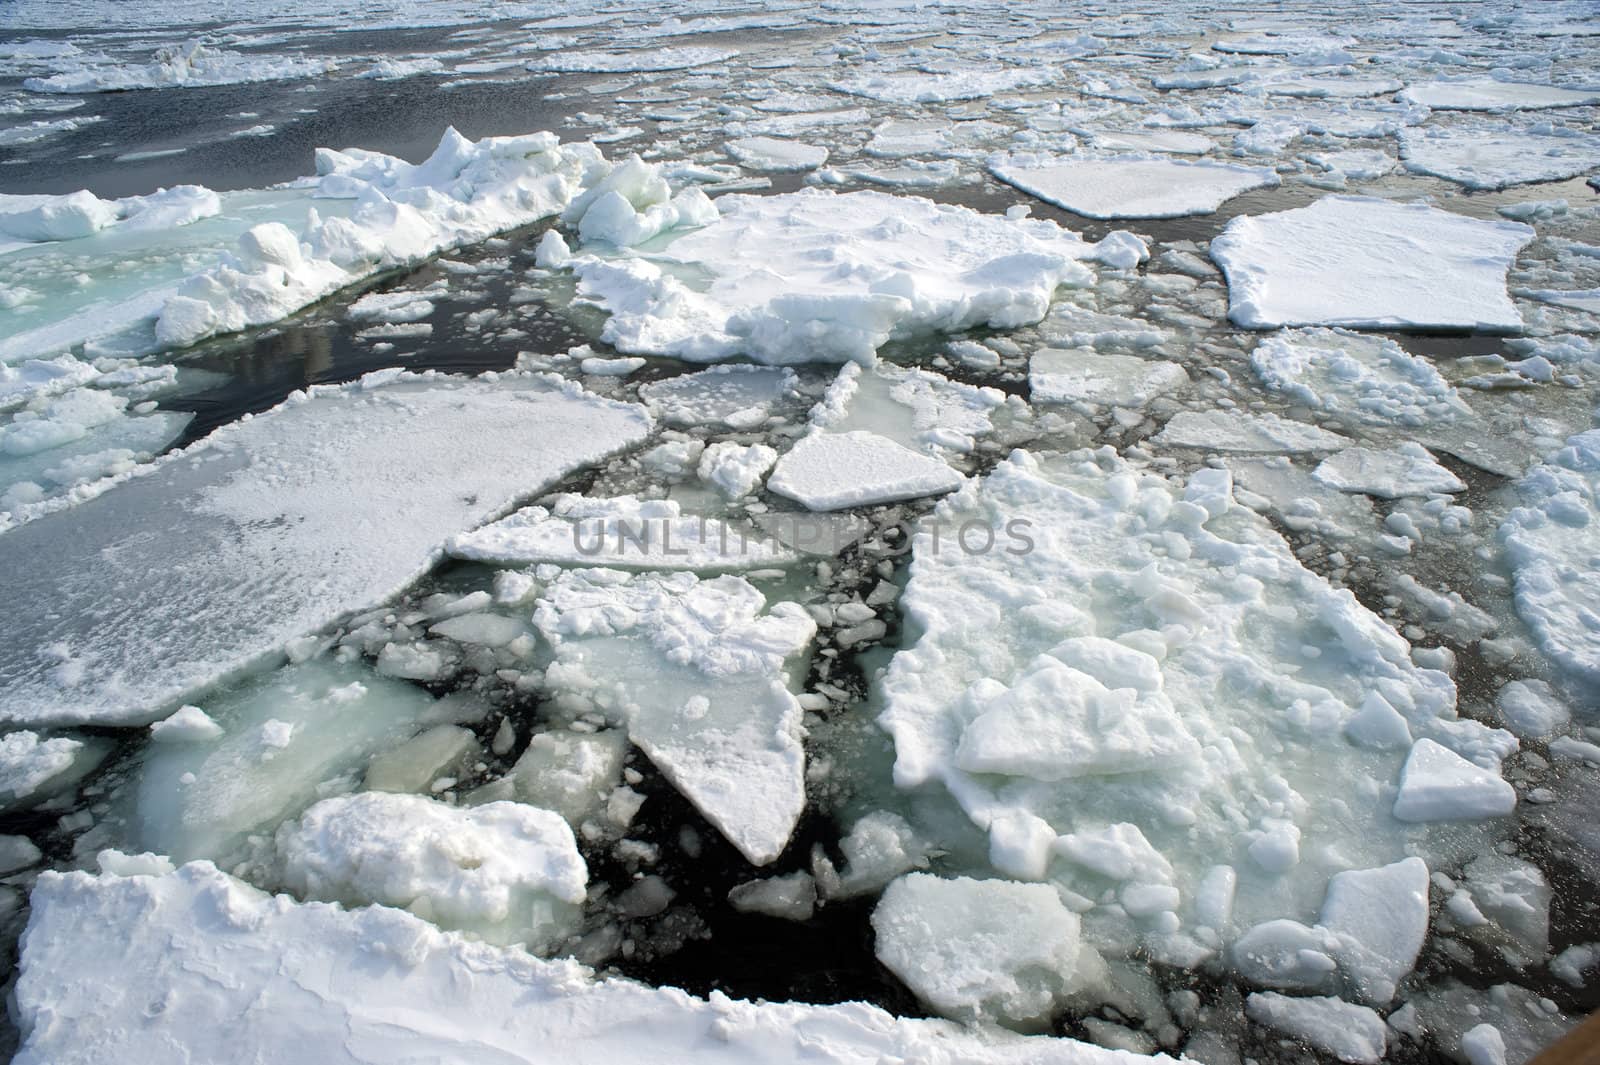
[1249,329,1471,427]
[990,155,1279,219]
[561,187,1143,365]
[1210,196,1534,331]
[0,372,652,727]
[13,861,1161,1065]
[533,569,815,865]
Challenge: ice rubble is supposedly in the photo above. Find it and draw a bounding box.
[12,860,1163,1065]
[1398,79,1600,111]
[1312,444,1466,498]
[876,449,1517,995]
[989,156,1280,220]
[1500,430,1600,686]
[449,495,799,571]
[1398,126,1600,190]
[0,731,109,814]
[276,792,588,951]
[0,185,218,249]
[0,371,652,727]
[1210,196,1535,331]
[556,186,1145,365]
[21,41,331,93]
[531,569,816,865]
[1249,329,1472,427]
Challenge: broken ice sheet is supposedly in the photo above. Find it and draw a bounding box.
[532,568,815,865]
[0,371,652,728]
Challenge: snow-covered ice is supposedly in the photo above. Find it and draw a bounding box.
[558,188,1143,365]
[725,136,828,172]
[1211,196,1535,331]
[767,431,963,511]
[1153,410,1348,452]
[1398,79,1600,111]
[276,792,587,950]
[0,372,651,727]
[12,859,1159,1065]
[990,156,1280,220]
[532,569,815,864]
[1249,329,1471,427]
[1030,348,1188,408]
[1312,444,1466,498]
[1398,126,1600,190]
[1500,431,1600,686]
[1245,993,1387,1063]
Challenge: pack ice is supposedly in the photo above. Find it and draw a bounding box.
[875,449,1516,1003]
[0,372,651,727]
[1211,196,1535,331]
[552,186,1145,365]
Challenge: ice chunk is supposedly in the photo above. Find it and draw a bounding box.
[767,431,962,511]
[698,442,777,499]
[1398,127,1600,190]
[1250,329,1471,427]
[990,155,1279,219]
[725,137,827,172]
[1030,349,1188,408]
[1210,196,1534,331]
[1494,680,1569,740]
[1153,410,1348,452]
[561,188,1139,365]
[1319,857,1429,1004]
[1232,920,1339,991]
[15,861,1130,1065]
[824,811,931,898]
[808,361,1004,456]
[1399,80,1600,111]
[533,570,815,864]
[728,871,816,921]
[0,730,107,813]
[276,792,585,950]
[1392,739,1517,822]
[1499,432,1600,685]
[526,47,736,73]
[502,727,630,831]
[871,873,1081,1025]
[364,725,481,794]
[1312,444,1465,498]
[148,705,224,744]
[1460,1024,1508,1065]
[1245,993,1387,1064]
[449,495,798,571]
[133,658,440,863]
[0,372,652,727]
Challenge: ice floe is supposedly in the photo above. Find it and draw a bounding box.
[1500,430,1600,686]
[1398,79,1600,111]
[22,41,331,93]
[768,431,964,511]
[1153,410,1348,452]
[724,136,828,172]
[1249,329,1472,427]
[1398,126,1600,190]
[557,187,1144,365]
[532,568,815,864]
[0,372,651,727]
[989,155,1280,219]
[1210,196,1535,330]
[1030,349,1188,408]
[1312,444,1466,498]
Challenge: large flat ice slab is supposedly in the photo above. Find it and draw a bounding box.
[1500,430,1600,686]
[1398,79,1600,111]
[561,187,1143,365]
[0,372,652,727]
[1398,127,1600,190]
[13,860,1162,1065]
[768,430,964,511]
[1211,196,1534,331]
[990,155,1279,219]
